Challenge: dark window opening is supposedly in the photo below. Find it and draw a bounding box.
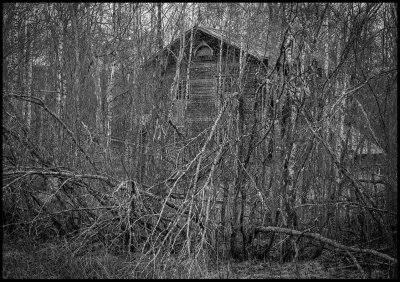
[176,80,188,100]
[197,46,212,57]
[194,42,214,61]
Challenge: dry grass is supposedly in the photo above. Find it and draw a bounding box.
[2,234,394,279]
[2,238,127,279]
[2,235,208,279]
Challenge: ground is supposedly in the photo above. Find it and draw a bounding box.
[3,236,392,279]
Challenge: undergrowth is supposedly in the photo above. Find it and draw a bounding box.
[2,233,210,279]
[2,233,396,279]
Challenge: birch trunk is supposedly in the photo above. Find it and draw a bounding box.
[72,3,81,163]
[334,34,345,203]
[55,23,64,118]
[39,73,48,148]
[60,19,67,114]
[281,24,299,229]
[167,30,185,121]
[269,3,285,228]
[157,3,163,52]
[22,20,32,130]
[105,61,116,151]
[127,3,141,179]
[25,21,33,130]
[93,55,103,137]
[230,11,249,259]
[184,26,194,112]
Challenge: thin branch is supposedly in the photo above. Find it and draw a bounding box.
[7,94,99,172]
[294,201,397,216]
[2,206,117,228]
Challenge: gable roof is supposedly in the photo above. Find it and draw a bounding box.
[196,25,269,60]
[144,25,269,65]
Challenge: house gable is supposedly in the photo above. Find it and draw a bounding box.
[141,25,269,136]
[144,25,269,69]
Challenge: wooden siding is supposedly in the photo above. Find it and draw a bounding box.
[190,63,217,79]
[186,61,217,134]
[142,27,270,138]
[172,100,185,126]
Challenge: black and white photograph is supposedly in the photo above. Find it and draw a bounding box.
[2,2,397,278]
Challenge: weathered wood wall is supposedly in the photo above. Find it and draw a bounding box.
[186,60,217,135]
[142,28,268,138]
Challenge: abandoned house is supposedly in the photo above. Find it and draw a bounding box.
[140,25,269,137]
[137,25,385,200]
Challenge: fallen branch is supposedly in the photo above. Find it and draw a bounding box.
[3,169,116,186]
[294,201,397,216]
[2,206,115,228]
[7,94,99,172]
[254,226,397,264]
[4,168,205,231]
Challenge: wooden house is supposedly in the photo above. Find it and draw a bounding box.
[137,25,390,230]
[141,25,269,137]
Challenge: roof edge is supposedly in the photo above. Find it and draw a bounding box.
[143,25,268,66]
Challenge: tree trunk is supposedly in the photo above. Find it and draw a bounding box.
[93,55,103,137]
[72,3,81,164]
[105,61,116,152]
[230,16,249,259]
[24,21,33,130]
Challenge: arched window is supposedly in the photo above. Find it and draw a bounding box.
[194,41,213,61]
[196,46,212,57]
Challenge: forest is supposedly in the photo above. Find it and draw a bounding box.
[2,2,397,279]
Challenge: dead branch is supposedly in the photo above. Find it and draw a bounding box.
[3,169,116,186]
[7,94,99,172]
[294,201,397,216]
[254,226,397,264]
[2,206,115,228]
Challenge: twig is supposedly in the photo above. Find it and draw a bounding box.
[2,206,116,228]
[302,110,384,225]
[7,94,99,172]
